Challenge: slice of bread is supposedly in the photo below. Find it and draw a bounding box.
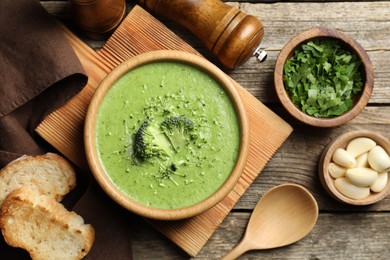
[0,186,94,260]
[0,153,76,206]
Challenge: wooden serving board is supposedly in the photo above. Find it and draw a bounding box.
[36,5,292,257]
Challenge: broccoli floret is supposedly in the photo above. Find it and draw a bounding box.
[157,162,187,186]
[160,116,195,152]
[133,119,171,160]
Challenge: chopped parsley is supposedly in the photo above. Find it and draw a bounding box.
[283,39,364,117]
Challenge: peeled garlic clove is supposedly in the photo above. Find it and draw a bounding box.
[346,137,376,158]
[368,145,390,172]
[329,162,346,178]
[334,178,370,200]
[356,152,369,168]
[332,148,356,168]
[345,167,378,187]
[370,172,388,193]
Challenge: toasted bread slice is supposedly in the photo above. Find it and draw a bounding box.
[0,153,76,206]
[0,186,94,260]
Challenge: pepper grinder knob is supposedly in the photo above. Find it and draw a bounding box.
[139,0,266,69]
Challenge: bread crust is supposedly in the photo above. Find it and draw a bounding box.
[0,153,77,206]
[0,186,94,260]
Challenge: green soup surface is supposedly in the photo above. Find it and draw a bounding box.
[95,61,240,209]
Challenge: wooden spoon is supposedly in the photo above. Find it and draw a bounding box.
[222,184,319,259]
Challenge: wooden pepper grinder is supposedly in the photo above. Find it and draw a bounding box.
[68,0,126,40]
[139,0,267,69]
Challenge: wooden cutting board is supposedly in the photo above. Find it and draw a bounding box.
[36,5,292,257]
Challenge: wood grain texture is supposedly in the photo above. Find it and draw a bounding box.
[37,1,390,259]
[130,212,390,259]
[41,1,390,105]
[36,5,292,257]
[147,2,390,104]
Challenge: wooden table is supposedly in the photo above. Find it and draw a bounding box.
[42,0,390,259]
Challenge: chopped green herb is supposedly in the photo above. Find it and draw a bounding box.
[283,39,363,117]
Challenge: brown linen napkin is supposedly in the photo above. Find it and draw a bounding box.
[0,0,86,258]
[0,0,87,166]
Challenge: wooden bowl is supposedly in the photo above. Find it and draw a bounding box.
[274,27,374,127]
[84,50,249,220]
[319,130,390,205]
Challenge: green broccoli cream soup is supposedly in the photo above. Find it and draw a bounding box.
[95,61,241,209]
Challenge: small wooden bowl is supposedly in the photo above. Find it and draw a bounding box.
[274,27,374,127]
[84,50,249,220]
[319,130,390,205]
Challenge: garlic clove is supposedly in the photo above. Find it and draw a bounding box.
[370,172,388,193]
[332,148,356,168]
[356,152,369,168]
[346,137,376,158]
[334,178,370,200]
[368,145,390,172]
[345,167,378,187]
[329,162,346,178]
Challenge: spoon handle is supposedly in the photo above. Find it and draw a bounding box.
[221,238,252,260]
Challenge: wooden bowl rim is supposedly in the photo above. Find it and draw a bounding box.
[274,27,374,127]
[84,50,249,220]
[318,130,390,205]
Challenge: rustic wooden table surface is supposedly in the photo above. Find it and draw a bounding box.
[42,0,390,259]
